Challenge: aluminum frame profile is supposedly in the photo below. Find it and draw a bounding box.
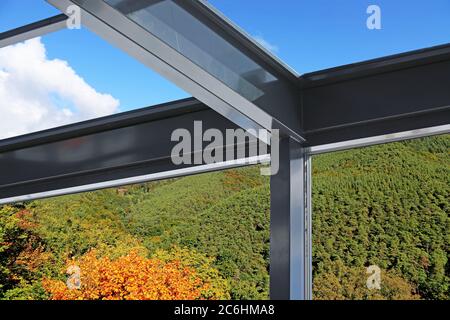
[308,124,450,155]
[0,98,269,202]
[301,43,450,146]
[0,155,271,205]
[0,14,68,49]
[46,0,305,143]
[270,138,312,300]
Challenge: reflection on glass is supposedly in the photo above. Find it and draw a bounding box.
[105,0,277,103]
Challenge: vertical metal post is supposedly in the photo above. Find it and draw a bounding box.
[270,136,312,300]
[305,154,313,300]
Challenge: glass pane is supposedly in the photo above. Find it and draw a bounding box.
[0,165,270,300]
[105,0,277,103]
[312,134,449,300]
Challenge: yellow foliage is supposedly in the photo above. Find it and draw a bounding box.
[153,247,231,300]
[43,249,211,300]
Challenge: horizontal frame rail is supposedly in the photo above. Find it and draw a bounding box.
[0,154,270,205]
[301,43,450,146]
[0,14,68,49]
[0,98,268,202]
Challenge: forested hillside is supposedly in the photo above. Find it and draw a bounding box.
[0,135,448,300]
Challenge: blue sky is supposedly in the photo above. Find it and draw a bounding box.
[0,0,449,132]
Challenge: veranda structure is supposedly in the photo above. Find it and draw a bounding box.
[1,0,449,300]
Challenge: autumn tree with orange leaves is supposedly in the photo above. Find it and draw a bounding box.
[43,250,220,300]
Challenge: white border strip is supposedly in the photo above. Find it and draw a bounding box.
[0,154,271,205]
[308,125,450,155]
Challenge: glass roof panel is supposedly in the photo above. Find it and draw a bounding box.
[105,0,272,103]
[62,0,302,137]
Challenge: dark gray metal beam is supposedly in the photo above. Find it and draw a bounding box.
[0,14,68,49]
[301,43,450,146]
[0,98,267,202]
[270,137,312,300]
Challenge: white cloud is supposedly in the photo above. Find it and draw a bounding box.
[0,37,120,140]
[253,35,279,53]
